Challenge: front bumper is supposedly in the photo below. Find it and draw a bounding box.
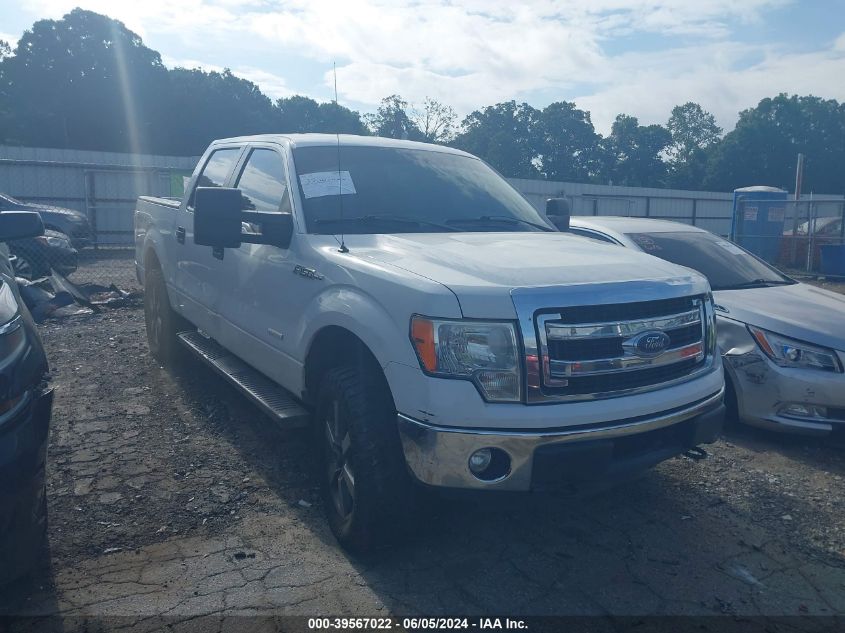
[725,351,845,434]
[0,386,53,584]
[398,388,724,491]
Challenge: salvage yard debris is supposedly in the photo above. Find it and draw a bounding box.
[18,271,141,322]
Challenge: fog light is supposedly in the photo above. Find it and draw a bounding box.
[469,448,493,474]
[779,403,828,419]
[467,447,511,482]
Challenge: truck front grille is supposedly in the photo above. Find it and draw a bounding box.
[533,296,709,401]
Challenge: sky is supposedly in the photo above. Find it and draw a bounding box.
[1,0,845,134]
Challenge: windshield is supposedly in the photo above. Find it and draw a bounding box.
[291,145,552,234]
[627,231,795,291]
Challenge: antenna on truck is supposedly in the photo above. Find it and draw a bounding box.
[333,62,348,254]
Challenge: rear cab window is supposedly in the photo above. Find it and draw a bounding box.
[234,148,293,237]
[187,147,242,209]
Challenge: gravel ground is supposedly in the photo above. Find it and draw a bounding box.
[1,303,844,630]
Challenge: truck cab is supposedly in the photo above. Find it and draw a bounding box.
[135,134,724,551]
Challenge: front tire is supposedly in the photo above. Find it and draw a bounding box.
[316,365,415,553]
[144,265,189,366]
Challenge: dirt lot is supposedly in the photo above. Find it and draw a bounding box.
[1,303,845,630]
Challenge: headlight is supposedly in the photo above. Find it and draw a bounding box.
[410,316,522,402]
[37,235,71,248]
[0,282,24,360]
[748,326,842,373]
[704,293,717,355]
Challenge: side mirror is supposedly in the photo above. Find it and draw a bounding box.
[194,186,294,249]
[546,198,570,231]
[194,187,243,248]
[0,211,45,241]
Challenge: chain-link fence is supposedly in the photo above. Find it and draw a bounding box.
[732,198,845,276]
[0,147,197,292]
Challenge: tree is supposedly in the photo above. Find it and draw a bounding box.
[163,68,277,155]
[452,101,542,178]
[0,40,10,62]
[365,94,423,140]
[538,101,600,182]
[0,9,170,153]
[600,114,672,187]
[704,94,845,192]
[665,102,722,189]
[410,97,457,143]
[276,95,367,135]
[667,102,722,163]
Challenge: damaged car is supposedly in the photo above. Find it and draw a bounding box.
[565,216,845,436]
[9,229,79,280]
[0,210,54,586]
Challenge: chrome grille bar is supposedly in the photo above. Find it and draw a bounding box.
[549,341,704,377]
[545,309,701,341]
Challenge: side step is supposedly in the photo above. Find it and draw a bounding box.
[178,331,310,429]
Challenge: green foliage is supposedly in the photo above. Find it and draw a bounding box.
[163,68,276,155]
[452,101,542,178]
[704,94,845,193]
[276,95,368,135]
[666,102,722,190]
[538,101,600,181]
[365,95,424,140]
[0,9,169,153]
[600,114,672,187]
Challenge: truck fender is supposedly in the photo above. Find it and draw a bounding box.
[297,286,418,396]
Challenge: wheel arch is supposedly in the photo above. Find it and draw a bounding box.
[303,325,392,408]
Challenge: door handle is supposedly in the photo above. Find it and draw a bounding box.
[176,226,186,244]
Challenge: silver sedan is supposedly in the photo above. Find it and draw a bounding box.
[567,216,845,436]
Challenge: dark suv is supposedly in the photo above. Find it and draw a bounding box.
[0,211,53,586]
[0,193,92,249]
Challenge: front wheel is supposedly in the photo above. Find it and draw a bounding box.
[316,365,415,553]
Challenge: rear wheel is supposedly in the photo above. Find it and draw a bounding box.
[316,365,415,553]
[144,265,189,365]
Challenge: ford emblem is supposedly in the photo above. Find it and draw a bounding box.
[625,330,671,357]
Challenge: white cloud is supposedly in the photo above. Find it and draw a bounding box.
[575,39,845,133]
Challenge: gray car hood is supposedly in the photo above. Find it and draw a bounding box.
[714,282,845,352]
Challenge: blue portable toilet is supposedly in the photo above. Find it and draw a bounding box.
[730,186,788,262]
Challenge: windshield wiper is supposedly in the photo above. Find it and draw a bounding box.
[445,215,554,232]
[712,278,795,291]
[314,214,459,232]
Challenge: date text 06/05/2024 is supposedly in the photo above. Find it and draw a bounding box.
[307,617,529,630]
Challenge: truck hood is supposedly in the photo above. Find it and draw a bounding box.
[714,282,845,352]
[342,232,709,318]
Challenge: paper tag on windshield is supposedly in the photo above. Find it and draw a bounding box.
[715,240,746,255]
[299,171,356,199]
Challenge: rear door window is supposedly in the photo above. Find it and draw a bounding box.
[188,147,242,209]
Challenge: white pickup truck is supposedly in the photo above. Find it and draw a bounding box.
[135,134,725,550]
